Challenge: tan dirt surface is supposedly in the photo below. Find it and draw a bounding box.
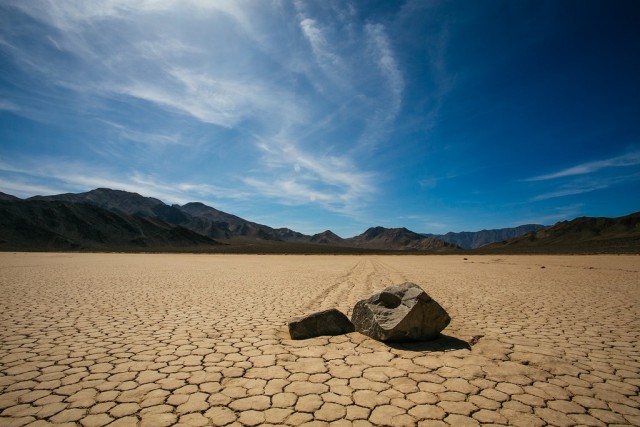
[0,253,638,426]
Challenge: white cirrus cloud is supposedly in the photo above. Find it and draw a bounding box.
[0,0,420,218]
[527,151,640,181]
[0,100,20,112]
[366,23,404,120]
[0,159,249,206]
[246,135,375,215]
[530,172,640,201]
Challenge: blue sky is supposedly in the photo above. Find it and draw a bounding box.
[1,1,639,237]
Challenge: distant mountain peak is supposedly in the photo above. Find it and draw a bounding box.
[182,201,210,208]
[0,191,20,201]
[180,201,219,213]
[318,229,341,237]
[310,230,344,244]
[426,224,547,249]
[350,226,459,251]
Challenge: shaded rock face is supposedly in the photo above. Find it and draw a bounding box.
[351,282,450,342]
[288,308,355,340]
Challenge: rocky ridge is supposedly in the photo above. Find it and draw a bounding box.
[3,188,459,252]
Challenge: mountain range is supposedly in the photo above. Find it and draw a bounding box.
[0,194,218,251]
[1,188,458,252]
[1,188,638,253]
[424,224,546,249]
[481,212,640,254]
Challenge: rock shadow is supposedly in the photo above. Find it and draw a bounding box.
[385,333,471,352]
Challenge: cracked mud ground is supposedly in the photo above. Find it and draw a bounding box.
[0,253,638,427]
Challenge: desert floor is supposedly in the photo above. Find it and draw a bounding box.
[0,253,638,427]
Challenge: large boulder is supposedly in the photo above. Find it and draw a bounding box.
[351,282,450,342]
[289,308,355,340]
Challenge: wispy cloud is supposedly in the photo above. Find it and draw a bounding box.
[530,182,609,201]
[0,0,420,221]
[100,121,183,146]
[527,151,640,181]
[2,1,303,129]
[299,17,343,74]
[366,23,404,120]
[0,100,20,112]
[293,2,406,151]
[0,159,248,206]
[0,178,67,199]
[294,2,353,94]
[526,151,640,202]
[530,172,640,201]
[247,136,375,215]
[346,22,405,150]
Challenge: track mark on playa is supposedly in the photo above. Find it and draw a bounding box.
[300,260,363,312]
[301,257,410,317]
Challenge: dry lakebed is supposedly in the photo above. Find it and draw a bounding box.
[0,253,638,426]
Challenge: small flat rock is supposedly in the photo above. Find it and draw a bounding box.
[351,282,451,342]
[288,308,355,340]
